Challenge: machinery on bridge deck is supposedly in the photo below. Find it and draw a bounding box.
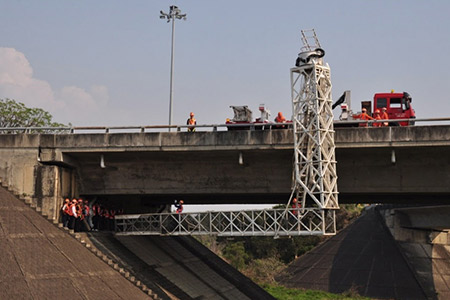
[225,104,273,130]
[115,29,339,237]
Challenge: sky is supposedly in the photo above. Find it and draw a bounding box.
[1,0,450,127]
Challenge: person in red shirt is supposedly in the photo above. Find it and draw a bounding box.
[291,198,301,216]
[174,200,184,213]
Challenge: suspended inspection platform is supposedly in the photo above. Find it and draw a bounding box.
[115,29,339,237]
[115,208,336,236]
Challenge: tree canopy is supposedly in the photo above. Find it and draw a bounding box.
[0,98,66,128]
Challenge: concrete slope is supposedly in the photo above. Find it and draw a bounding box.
[0,185,149,300]
[275,207,427,299]
[87,233,275,300]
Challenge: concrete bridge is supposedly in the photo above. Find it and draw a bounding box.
[0,125,449,220]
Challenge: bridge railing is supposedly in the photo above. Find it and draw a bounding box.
[0,117,449,134]
[114,208,336,237]
[0,123,283,134]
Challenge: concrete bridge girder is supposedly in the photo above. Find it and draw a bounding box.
[69,149,292,204]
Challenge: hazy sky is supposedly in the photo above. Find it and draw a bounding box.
[1,0,449,126]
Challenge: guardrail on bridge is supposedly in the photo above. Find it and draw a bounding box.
[1,117,449,134]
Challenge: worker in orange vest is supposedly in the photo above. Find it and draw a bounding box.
[61,198,70,228]
[373,109,382,127]
[291,198,301,215]
[68,199,77,230]
[75,199,84,232]
[187,112,196,132]
[353,108,374,127]
[380,107,389,126]
[274,112,286,128]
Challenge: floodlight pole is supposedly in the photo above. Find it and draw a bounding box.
[160,6,187,132]
[169,17,175,132]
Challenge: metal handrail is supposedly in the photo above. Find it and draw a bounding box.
[334,117,450,126]
[0,117,449,134]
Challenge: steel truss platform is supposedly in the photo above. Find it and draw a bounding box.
[115,208,336,237]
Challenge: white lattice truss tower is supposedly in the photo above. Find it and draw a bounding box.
[289,61,339,211]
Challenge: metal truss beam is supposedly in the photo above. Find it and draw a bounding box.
[290,63,339,210]
[115,208,336,237]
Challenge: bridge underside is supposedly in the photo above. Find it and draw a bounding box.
[80,192,450,208]
[70,149,292,210]
[65,145,449,211]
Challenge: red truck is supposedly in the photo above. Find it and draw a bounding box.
[334,91,416,127]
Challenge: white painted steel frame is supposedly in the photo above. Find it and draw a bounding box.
[287,30,339,236]
[290,63,339,210]
[115,208,336,236]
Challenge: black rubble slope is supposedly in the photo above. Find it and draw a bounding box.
[276,207,427,300]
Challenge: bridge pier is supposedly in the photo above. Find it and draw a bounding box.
[0,144,76,220]
[380,206,450,299]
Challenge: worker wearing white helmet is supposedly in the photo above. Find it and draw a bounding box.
[187,112,196,132]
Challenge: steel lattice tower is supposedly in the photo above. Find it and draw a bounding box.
[289,30,339,233]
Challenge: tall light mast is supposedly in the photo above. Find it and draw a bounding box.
[160,5,187,131]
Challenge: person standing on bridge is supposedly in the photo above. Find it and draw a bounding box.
[61,198,70,228]
[187,112,196,132]
[381,107,389,126]
[174,200,184,213]
[274,112,287,129]
[373,109,382,127]
[69,199,78,230]
[352,108,373,127]
[291,198,301,216]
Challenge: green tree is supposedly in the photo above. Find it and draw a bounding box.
[222,241,249,270]
[0,98,66,128]
[242,258,285,284]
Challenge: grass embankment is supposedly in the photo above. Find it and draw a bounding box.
[262,284,370,300]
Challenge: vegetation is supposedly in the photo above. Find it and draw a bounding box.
[222,241,249,270]
[197,204,367,298]
[201,205,364,273]
[263,284,370,300]
[0,98,67,129]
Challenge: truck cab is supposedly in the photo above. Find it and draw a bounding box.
[373,92,415,126]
